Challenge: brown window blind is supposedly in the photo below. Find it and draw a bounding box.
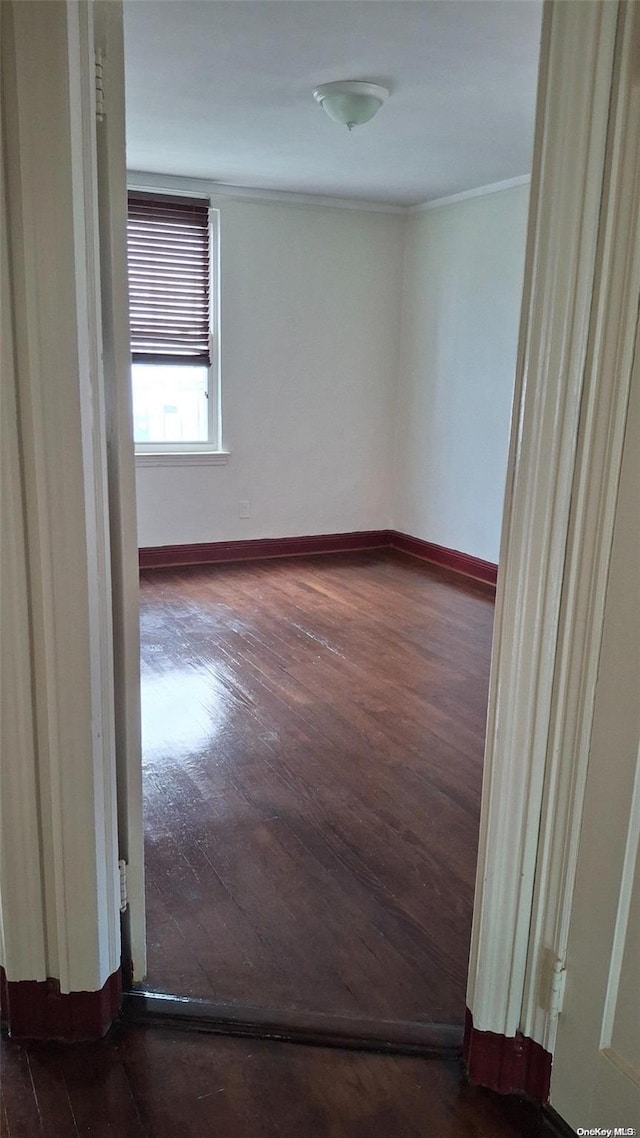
[127,192,211,365]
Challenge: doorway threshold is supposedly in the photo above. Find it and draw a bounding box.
[121,990,463,1058]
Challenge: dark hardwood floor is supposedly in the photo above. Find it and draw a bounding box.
[0,1028,550,1138]
[139,551,494,1024]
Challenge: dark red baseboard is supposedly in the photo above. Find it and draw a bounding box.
[139,530,498,591]
[463,1008,552,1104]
[0,965,9,1023]
[390,532,498,587]
[0,965,122,1042]
[139,530,390,569]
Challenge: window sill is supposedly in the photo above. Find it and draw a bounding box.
[135,451,230,468]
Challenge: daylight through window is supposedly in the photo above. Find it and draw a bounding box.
[127,191,217,450]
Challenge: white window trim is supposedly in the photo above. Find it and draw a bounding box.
[134,450,229,468]
[128,187,224,456]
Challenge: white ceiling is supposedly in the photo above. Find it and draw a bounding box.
[123,1,542,207]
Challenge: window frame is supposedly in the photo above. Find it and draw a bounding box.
[127,188,223,457]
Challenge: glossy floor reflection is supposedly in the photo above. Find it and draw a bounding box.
[139,552,494,1023]
[141,666,229,760]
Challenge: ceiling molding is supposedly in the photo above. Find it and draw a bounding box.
[127,169,532,216]
[126,171,407,214]
[408,175,531,214]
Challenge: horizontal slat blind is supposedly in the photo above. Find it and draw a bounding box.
[127,192,211,365]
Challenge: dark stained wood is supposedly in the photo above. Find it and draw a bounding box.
[122,990,463,1056]
[138,551,495,1024]
[0,1026,553,1138]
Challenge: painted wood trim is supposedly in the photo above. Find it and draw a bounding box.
[70,0,122,996]
[407,175,530,214]
[2,0,121,994]
[94,0,147,986]
[139,530,498,588]
[463,1009,552,1104]
[123,991,463,1057]
[467,0,620,1043]
[521,0,640,1057]
[0,967,9,1023]
[0,10,48,986]
[127,170,531,217]
[135,451,229,467]
[127,169,407,215]
[390,533,497,588]
[0,965,121,1042]
[139,531,392,568]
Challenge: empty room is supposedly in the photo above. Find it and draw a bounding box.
[5,2,640,1133]
[125,0,541,1034]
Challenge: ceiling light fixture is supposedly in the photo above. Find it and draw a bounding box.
[313,81,389,131]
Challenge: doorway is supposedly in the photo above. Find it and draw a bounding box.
[118,0,540,1040]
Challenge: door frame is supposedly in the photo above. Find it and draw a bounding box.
[93,0,147,984]
[1,0,123,1011]
[466,0,640,1099]
[104,0,640,1064]
[1,0,632,1072]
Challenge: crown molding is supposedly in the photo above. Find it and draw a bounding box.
[127,169,533,216]
[408,175,531,214]
[126,171,406,214]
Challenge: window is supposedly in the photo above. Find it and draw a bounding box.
[127,191,220,453]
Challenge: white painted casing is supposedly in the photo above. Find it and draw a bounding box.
[467,0,640,1072]
[0,0,121,994]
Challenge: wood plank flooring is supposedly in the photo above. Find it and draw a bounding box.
[0,1028,550,1138]
[138,551,495,1024]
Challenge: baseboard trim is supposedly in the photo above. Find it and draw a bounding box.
[139,530,390,569]
[139,530,498,591]
[0,965,122,1042]
[391,532,498,587]
[0,967,9,1025]
[463,1008,552,1104]
[123,990,463,1057]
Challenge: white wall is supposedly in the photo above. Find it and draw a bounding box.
[136,185,529,557]
[136,197,405,546]
[392,185,529,564]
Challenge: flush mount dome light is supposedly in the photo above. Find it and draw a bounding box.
[313,81,389,131]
